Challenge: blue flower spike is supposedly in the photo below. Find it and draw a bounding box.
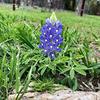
[39,12,63,60]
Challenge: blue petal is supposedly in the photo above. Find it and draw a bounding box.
[38,44,43,48]
[49,52,55,60]
[56,21,63,28]
[55,47,61,52]
[46,18,51,24]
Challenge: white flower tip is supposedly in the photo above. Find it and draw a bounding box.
[50,46,53,48]
[50,12,57,22]
[45,39,47,42]
[44,50,47,52]
[52,54,54,57]
[49,28,51,30]
[50,35,52,38]
[56,30,58,32]
[56,39,58,42]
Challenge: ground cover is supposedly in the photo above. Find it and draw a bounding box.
[0,4,100,100]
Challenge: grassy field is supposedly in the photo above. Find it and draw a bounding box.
[0,4,100,34]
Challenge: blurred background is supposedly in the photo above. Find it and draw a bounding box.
[0,0,100,16]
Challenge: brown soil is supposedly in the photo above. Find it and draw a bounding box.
[78,75,100,92]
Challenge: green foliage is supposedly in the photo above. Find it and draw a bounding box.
[0,5,100,99]
[88,0,100,15]
[30,79,55,92]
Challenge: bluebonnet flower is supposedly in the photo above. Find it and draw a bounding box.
[39,12,63,59]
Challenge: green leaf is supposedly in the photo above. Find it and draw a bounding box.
[15,47,21,93]
[18,34,34,49]
[60,66,71,74]
[47,64,55,71]
[17,61,38,99]
[74,68,86,76]
[54,56,69,64]
[38,65,48,76]
[70,68,75,80]
[72,78,78,90]
[0,70,2,79]
[74,61,88,70]
[40,67,47,76]
[74,54,84,60]
[89,63,100,69]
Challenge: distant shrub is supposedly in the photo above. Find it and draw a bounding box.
[85,0,100,15]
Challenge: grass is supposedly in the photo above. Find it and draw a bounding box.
[0,4,100,34]
[0,4,100,100]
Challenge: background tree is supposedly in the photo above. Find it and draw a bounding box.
[17,0,20,8]
[63,0,71,10]
[63,0,76,11]
[88,0,100,15]
[80,0,86,16]
[47,0,53,12]
[31,0,34,6]
[0,0,4,2]
[13,0,16,11]
[72,0,76,11]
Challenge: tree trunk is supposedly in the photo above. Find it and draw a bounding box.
[31,0,34,7]
[0,0,4,3]
[80,0,86,16]
[17,0,21,8]
[72,0,76,11]
[13,0,16,11]
[26,0,29,6]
